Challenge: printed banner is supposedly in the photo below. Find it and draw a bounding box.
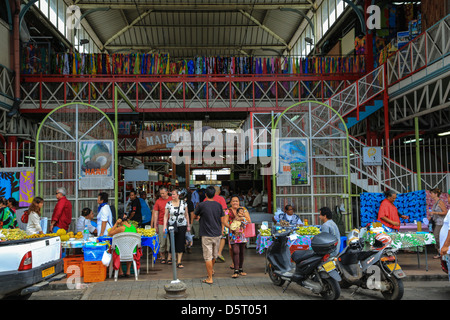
[79,140,114,190]
[0,168,35,208]
[277,138,309,186]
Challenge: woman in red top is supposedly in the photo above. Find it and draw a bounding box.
[377,190,409,231]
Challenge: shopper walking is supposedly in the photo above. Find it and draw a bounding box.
[50,187,72,233]
[439,189,450,281]
[205,186,228,262]
[225,201,251,278]
[163,189,191,268]
[26,197,44,235]
[152,187,172,264]
[194,186,226,285]
[429,188,447,259]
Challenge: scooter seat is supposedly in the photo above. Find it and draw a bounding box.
[291,250,317,264]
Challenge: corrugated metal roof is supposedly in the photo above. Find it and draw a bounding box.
[81,0,311,58]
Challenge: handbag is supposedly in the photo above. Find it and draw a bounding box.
[169,201,182,233]
[243,223,256,238]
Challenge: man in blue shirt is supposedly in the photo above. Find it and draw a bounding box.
[319,207,341,257]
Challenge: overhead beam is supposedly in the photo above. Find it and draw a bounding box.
[101,9,152,51]
[105,44,287,51]
[239,9,289,48]
[76,3,312,10]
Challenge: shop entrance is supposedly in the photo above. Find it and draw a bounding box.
[35,102,117,223]
[270,100,352,232]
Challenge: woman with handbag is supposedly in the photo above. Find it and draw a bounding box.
[430,188,448,259]
[224,196,252,278]
[163,189,191,268]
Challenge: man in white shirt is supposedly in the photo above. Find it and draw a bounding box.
[76,208,97,236]
[252,189,263,211]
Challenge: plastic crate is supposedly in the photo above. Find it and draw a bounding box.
[83,244,107,261]
[82,261,107,283]
[63,255,84,277]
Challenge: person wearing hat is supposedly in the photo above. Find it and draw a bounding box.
[50,187,73,233]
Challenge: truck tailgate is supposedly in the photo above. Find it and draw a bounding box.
[0,237,61,272]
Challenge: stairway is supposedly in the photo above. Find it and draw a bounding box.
[315,158,382,193]
[339,100,384,130]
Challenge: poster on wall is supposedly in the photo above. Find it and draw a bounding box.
[0,167,35,208]
[79,140,114,190]
[276,138,309,186]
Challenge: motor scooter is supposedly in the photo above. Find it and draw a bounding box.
[266,226,341,300]
[334,229,406,300]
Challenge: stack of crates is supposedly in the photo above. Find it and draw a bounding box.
[63,254,84,277]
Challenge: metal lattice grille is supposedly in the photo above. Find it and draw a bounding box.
[36,103,115,230]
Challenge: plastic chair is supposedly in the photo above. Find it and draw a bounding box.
[109,232,141,281]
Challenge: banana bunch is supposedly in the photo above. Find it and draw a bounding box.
[137,228,156,237]
[259,228,272,236]
[296,226,321,236]
[24,233,58,239]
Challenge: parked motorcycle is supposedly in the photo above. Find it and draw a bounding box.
[266,226,341,300]
[334,229,406,300]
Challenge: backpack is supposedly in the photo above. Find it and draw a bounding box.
[21,210,30,224]
[139,198,152,223]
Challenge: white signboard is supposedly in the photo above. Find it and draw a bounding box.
[363,147,382,166]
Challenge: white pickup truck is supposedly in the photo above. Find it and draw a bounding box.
[0,236,66,299]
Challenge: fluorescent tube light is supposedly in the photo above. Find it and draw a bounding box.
[438,131,450,137]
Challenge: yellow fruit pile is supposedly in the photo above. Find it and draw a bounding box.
[54,229,83,241]
[0,229,61,241]
[296,226,321,236]
[24,233,57,239]
[259,228,272,236]
[1,229,27,241]
[137,228,156,237]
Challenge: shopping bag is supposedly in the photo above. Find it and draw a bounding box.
[243,223,256,238]
[101,250,112,267]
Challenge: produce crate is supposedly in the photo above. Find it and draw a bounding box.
[63,255,84,277]
[83,244,108,261]
[82,261,106,283]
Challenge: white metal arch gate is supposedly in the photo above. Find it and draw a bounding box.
[35,103,117,231]
[271,100,352,232]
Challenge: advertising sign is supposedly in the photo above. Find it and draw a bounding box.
[79,140,114,190]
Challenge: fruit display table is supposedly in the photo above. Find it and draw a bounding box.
[256,234,314,254]
[362,231,436,250]
[362,231,436,270]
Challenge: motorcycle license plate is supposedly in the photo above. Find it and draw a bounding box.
[386,263,401,271]
[42,266,55,278]
[322,261,336,272]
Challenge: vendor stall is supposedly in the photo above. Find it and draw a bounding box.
[256,225,321,254]
[362,223,436,271]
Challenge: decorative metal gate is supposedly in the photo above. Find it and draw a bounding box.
[35,103,117,230]
[271,100,352,231]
